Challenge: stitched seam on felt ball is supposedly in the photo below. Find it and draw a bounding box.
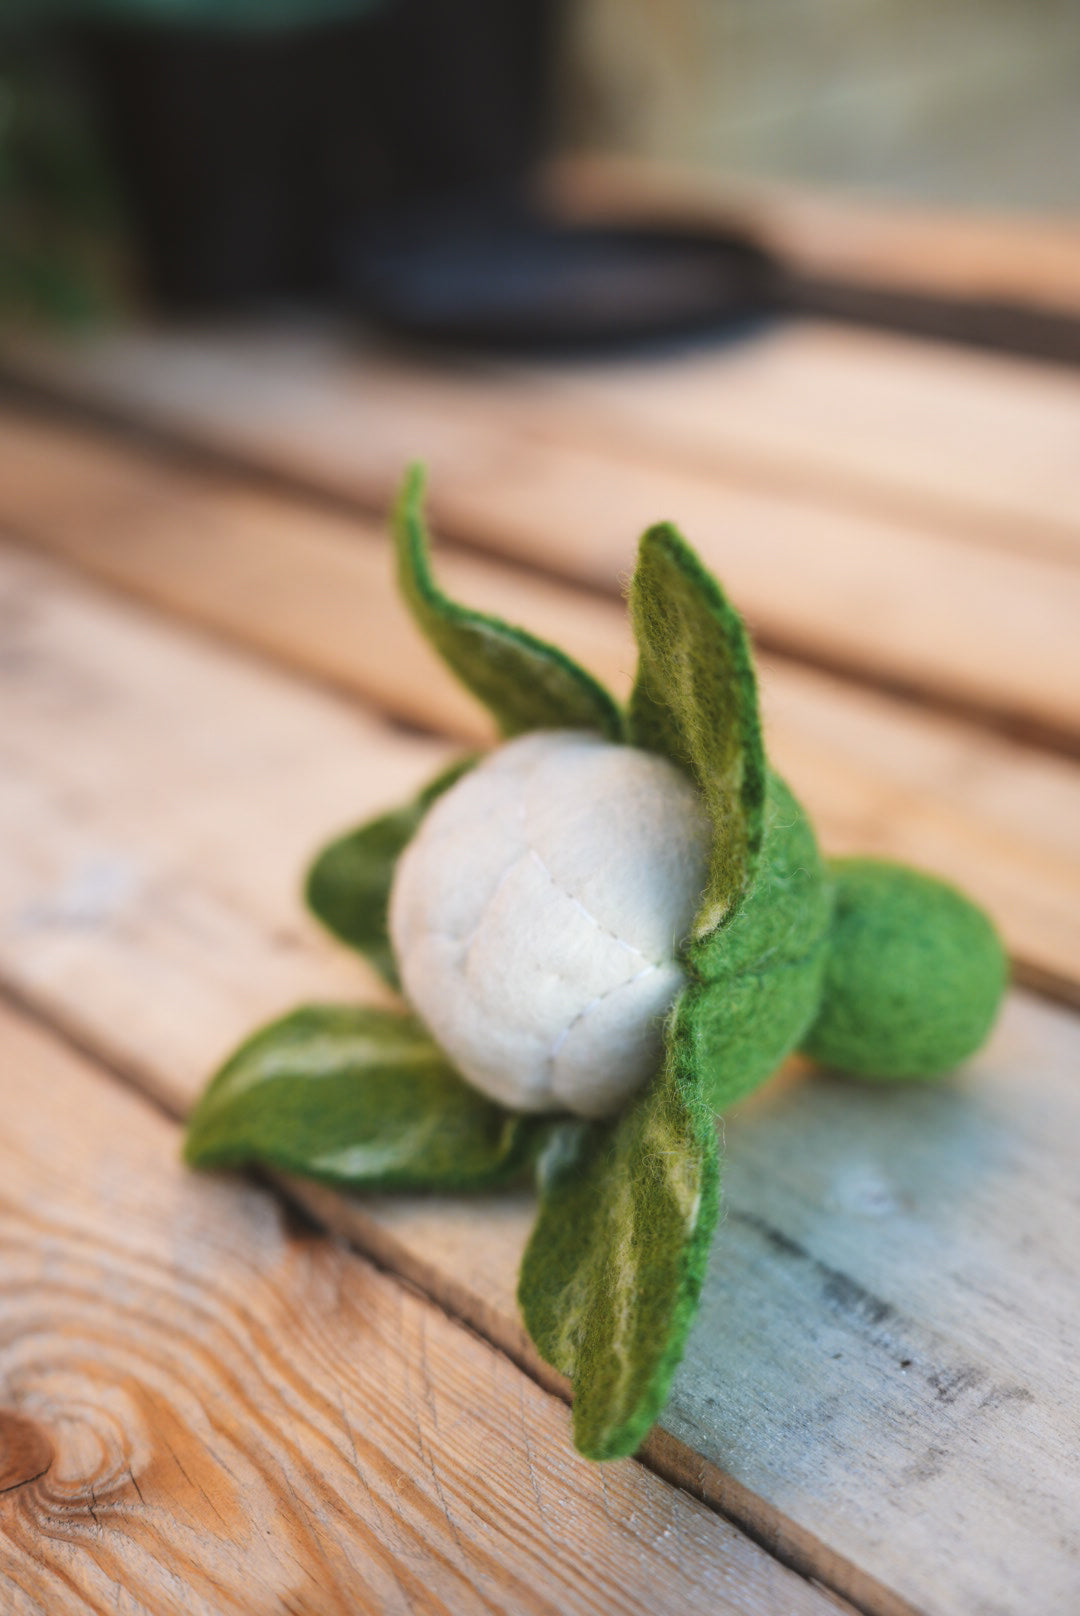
[519,764,672,970]
[460,855,525,963]
[417,844,669,978]
[527,847,667,972]
[546,962,660,1071]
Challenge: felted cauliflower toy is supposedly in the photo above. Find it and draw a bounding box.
[186,467,1007,1461]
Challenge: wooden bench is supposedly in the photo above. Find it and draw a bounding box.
[1,185,1078,1615]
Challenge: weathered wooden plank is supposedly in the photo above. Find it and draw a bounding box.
[0,409,622,755]
[501,321,1080,566]
[1,543,1078,1615]
[2,409,1078,1005]
[4,324,1078,749]
[0,1004,839,1616]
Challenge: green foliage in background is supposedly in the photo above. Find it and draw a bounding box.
[0,30,129,328]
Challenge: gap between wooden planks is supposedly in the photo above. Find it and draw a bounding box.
[492,324,1080,566]
[3,320,1080,753]
[0,1002,851,1616]
[0,405,1078,1009]
[10,292,1080,565]
[1,542,1078,1616]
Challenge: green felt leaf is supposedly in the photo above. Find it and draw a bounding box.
[689,770,834,1110]
[184,1005,544,1191]
[627,523,767,940]
[395,464,625,741]
[305,756,477,988]
[518,995,720,1461]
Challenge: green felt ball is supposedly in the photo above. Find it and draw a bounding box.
[802,858,1007,1080]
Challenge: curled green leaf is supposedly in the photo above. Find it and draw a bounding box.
[518,992,720,1460]
[628,522,766,939]
[185,1005,546,1191]
[396,464,625,741]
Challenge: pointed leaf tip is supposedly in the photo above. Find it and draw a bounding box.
[185,1004,547,1192]
[394,466,625,742]
[628,522,766,940]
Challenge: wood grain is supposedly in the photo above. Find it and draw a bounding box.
[2,543,1078,1615]
[0,1004,841,1616]
[0,1416,53,1496]
[500,320,1080,567]
[4,323,1078,749]
[2,409,1078,1005]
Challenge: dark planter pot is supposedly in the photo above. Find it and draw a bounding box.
[76,0,558,308]
[75,0,778,348]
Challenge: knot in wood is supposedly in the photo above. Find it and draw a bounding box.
[0,1411,54,1493]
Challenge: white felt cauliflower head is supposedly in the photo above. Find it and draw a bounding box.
[389,730,711,1117]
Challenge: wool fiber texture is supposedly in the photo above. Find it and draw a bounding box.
[396,465,625,741]
[803,858,1008,1079]
[389,729,712,1117]
[187,461,1014,1469]
[629,523,767,938]
[184,1005,544,1190]
[518,986,720,1460]
[689,770,834,1110]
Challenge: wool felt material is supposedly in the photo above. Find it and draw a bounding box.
[628,523,768,941]
[389,729,712,1117]
[395,465,625,743]
[518,986,720,1461]
[689,770,834,1110]
[186,462,1010,1468]
[306,754,477,989]
[184,1004,544,1190]
[802,858,1008,1079]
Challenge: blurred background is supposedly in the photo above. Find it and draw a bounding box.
[3,0,1078,335]
[564,0,1080,210]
